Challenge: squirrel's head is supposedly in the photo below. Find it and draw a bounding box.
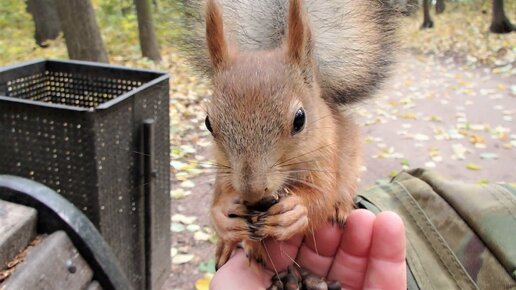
[204,0,336,205]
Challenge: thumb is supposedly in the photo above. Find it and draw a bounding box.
[210,249,269,290]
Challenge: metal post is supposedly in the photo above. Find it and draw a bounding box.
[142,119,155,290]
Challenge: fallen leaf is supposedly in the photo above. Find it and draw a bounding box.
[469,134,484,145]
[414,134,430,141]
[466,163,481,170]
[432,156,443,162]
[181,144,197,154]
[425,161,436,168]
[199,259,216,274]
[187,224,201,232]
[171,188,191,199]
[429,147,440,157]
[496,84,507,91]
[448,129,464,140]
[400,113,417,119]
[208,233,218,244]
[171,223,186,233]
[452,144,470,160]
[172,214,198,225]
[195,274,213,290]
[172,254,195,264]
[470,124,487,131]
[480,152,499,160]
[429,115,442,122]
[194,230,211,241]
[180,180,195,188]
[171,160,188,170]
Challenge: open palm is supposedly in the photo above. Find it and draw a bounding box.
[210,209,406,290]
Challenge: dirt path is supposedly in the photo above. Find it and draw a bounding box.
[359,53,515,187]
[166,52,515,290]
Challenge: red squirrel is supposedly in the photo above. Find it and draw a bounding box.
[185,0,396,269]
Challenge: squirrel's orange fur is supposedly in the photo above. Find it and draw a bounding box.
[193,0,394,269]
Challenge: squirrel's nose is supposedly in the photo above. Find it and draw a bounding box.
[235,162,269,204]
[242,187,268,205]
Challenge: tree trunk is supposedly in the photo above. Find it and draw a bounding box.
[421,0,434,29]
[435,0,445,14]
[26,0,61,47]
[490,0,514,34]
[54,0,109,62]
[134,0,161,62]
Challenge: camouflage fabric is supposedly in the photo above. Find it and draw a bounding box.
[357,168,515,290]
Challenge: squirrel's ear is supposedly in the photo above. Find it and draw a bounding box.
[205,0,229,71]
[286,0,314,81]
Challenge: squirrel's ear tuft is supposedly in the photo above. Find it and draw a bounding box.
[287,0,314,82]
[205,0,229,71]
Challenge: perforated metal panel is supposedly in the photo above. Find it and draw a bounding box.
[0,59,170,290]
[5,70,143,107]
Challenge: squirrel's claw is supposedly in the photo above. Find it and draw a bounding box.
[330,202,348,228]
[242,240,267,268]
[215,240,237,270]
[247,228,265,241]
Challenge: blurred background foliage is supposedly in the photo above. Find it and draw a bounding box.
[0,0,514,70]
[399,0,515,72]
[0,0,188,68]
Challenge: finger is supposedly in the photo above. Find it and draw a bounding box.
[327,209,376,289]
[296,221,344,277]
[363,211,406,290]
[262,234,304,272]
[210,249,272,290]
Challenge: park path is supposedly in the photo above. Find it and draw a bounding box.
[359,53,515,187]
[167,52,515,290]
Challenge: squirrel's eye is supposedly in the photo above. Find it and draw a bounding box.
[205,115,213,133]
[292,108,305,135]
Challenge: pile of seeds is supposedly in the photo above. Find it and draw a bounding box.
[267,265,342,290]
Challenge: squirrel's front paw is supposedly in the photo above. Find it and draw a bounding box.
[211,198,251,241]
[255,195,308,240]
[212,198,264,269]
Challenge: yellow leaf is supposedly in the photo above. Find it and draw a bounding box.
[466,163,481,171]
[195,274,213,290]
[469,134,484,145]
[498,132,510,142]
[496,84,507,91]
[388,99,400,106]
[400,113,417,120]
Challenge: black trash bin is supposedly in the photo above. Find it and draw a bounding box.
[0,59,170,290]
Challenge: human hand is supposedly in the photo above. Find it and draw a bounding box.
[210,209,406,290]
